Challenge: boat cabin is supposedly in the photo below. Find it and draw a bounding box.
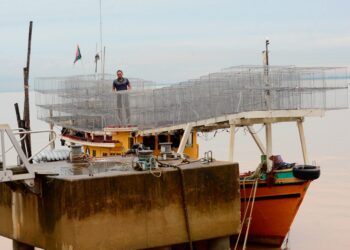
[61,127,199,159]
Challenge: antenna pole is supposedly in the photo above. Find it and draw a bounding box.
[99,0,103,78]
[103,46,106,79]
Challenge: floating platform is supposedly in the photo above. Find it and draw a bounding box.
[0,159,240,250]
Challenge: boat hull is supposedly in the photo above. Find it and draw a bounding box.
[238,170,310,246]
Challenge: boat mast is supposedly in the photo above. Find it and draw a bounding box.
[264,38,273,171]
[265,39,269,68]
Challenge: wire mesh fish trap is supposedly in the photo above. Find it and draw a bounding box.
[34,66,349,131]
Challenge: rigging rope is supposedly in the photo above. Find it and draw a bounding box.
[234,163,263,250]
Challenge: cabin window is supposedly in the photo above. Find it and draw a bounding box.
[102,152,108,157]
[110,153,116,156]
[143,136,156,150]
[170,132,181,148]
[158,134,168,149]
[92,150,96,157]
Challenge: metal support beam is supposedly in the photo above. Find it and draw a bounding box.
[297,119,309,165]
[265,123,273,171]
[138,110,325,136]
[4,128,32,173]
[0,127,35,185]
[228,123,236,162]
[177,123,193,156]
[247,126,266,154]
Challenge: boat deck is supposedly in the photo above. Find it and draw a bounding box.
[22,157,233,181]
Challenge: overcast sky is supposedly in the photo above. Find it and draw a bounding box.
[1,0,350,91]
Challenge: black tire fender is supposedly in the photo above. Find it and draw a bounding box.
[293,165,321,180]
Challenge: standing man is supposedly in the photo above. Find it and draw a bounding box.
[113,70,131,124]
[113,70,131,92]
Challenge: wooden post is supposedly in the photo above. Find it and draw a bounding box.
[265,122,272,171]
[228,122,236,162]
[297,119,309,165]
[23,21,33,160]
[14,103,27,155]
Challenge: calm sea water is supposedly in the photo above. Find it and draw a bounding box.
[0,91,349,249]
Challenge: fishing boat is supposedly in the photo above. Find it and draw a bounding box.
[239,165,315,246]
[1,19,347,250]
[31,64,348,248]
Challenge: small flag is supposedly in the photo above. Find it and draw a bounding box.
[74,45,82,64]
